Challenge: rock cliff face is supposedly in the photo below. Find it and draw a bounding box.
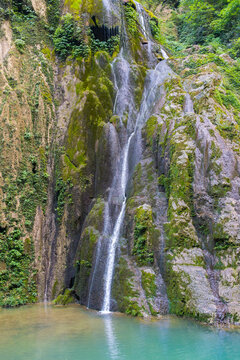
[0,0,240,325]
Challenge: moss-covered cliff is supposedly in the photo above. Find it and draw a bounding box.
[1,0,240,327]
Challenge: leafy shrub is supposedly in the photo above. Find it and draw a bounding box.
[124,1,139,37]
[46,0,61,32]
[0,228,37,307]
[150,17,163,42]
[132,207,154,266]
[90,32,120,55]
[53,13,89,60]
[177,0,240,49]
[15,39,26,53]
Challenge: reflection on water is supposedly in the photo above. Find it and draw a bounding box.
[0,304,240,360]
[104,314,120,360]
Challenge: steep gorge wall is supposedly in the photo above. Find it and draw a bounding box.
[0,0,240,326]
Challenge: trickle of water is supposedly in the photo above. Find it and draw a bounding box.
[135,1,154,65]
[161,48,169,60]
[87,202,110,309]
[111,50,133,119]
[102,0,112,19]
[135,1,148,39]
[184,93,194,113]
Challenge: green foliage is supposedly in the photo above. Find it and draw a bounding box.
[125,301,144,317]
[141,270,157,298]
[11,0,36,17]
[54,148,73,222]
[8,0,52,50]
[177,0,240,49]
[15,38,26,53]
[0,228,37,307]
[230,37,240,58]
[53,288,74,305]
[90,32,120,56]
[124,1,139,37]
[46,0,61,32]
[132,207,154,266]
[53,13,89,60]
[149,17,163,42]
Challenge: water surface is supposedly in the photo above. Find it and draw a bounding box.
[0,305,240,360]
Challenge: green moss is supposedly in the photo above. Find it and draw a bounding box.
[141,271,157,298]
[165,144,196,249]
[208,178,231,200]
[216,120,239,141]
[62,52,114,185]
[124,1,138,37]
[166,264,192,316]
[144,116,158,147]
[112,257,140,314]
[132,206,154,266]
[210,141,222,160]
[54,148,73,222]
[166,263,210,322]
[213,223,232,250]
[53,288,74,305]
[52,280,59,299]
[74,222,101,299]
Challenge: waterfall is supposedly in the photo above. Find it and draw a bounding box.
[87,1,173,313]
[100,61,172,313]
[102,134,133,312]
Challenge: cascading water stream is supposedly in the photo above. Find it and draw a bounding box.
[135,1,169,63]
[135,1,148,39]
[134,1,154,64]
[102,133,134,312]
[101,60,172,313]
[87,0,173,314]
[87,49,135,310]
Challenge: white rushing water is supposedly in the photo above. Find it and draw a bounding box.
[135,1,148,39]
[101,59,172,313]
[161,48,169,60]
[102,133,133,312]
[87,1,172,313]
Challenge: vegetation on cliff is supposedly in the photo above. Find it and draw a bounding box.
[0,0,240,327]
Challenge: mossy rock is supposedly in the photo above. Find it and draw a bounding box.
[112,257,139,313]
[141,270,157,299]
[53,289,75,305]
[132,205,155,266]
